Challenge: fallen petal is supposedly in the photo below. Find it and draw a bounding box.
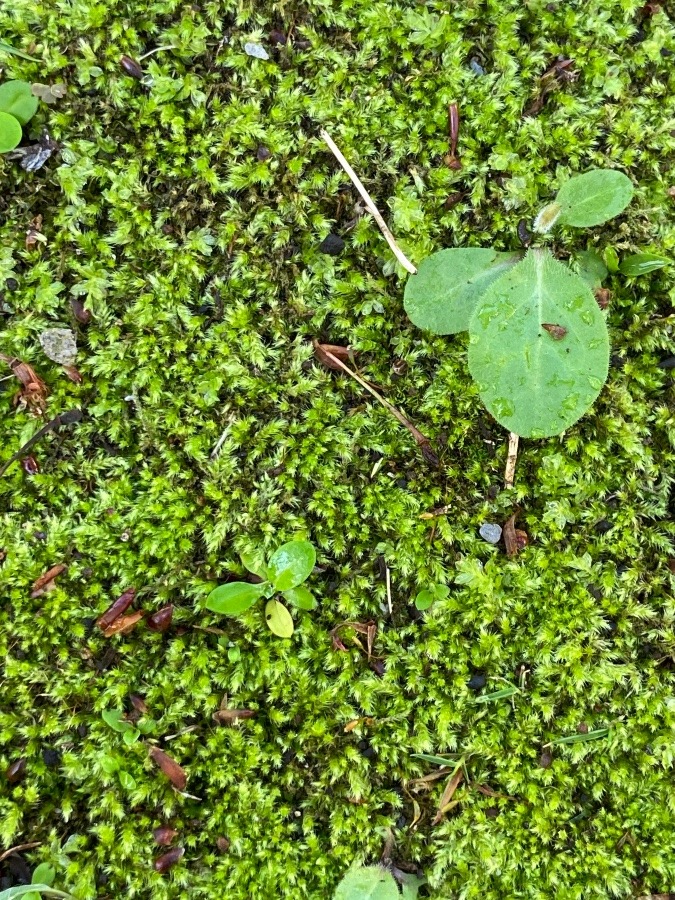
[149,747,187,790]
[153,847,184,873]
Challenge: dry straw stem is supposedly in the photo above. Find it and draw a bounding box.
[320,128,417,274]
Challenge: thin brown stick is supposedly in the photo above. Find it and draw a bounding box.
[0,841,42,863]
[319,128,417,274]
[316,344,439,466]
[505,432,519,488]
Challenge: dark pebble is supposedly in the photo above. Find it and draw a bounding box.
[5,278,18,291]
[269,29,287,46]
[396,814,407,828]
[485,806,500,818]
[361,746,376,759]
[468,673,486,691]
[318,233,345,256]
[610,354,626,368]
[256,146,271,161]
[42,748,61,767]
[658,356,675,368]
[595,520,612,534]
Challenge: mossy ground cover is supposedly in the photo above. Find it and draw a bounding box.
[1,0,675,897]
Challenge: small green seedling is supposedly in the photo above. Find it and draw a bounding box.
[333,865,424,900]
[414,583,449,611]
[404,169,663,438]
[205,540,317,638]
[0,80,39,153]
[102,708,154,745]
[0,864,73,900]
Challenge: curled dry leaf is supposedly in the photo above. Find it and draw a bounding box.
[147,605,174,632]
[31,563,67,598]
[103,611,143,637]
[153,825,179,846]
[213,708,256,725]
[313,340,354,370]
[541,323,567,340]
[25,214,45,250]
[97,588,137,630]
[595,288,611,310]
[153,847,184,874]
[216,836,231,853]
[149,746,187,791]
[0,353,49,414]
[6,133,59,172]
[502,514,528,558]
[6,757,27,784]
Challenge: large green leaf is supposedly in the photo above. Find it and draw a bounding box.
[0,888,72,900]
[468,249,609,438]
[333,866,399,900]
[264,599,294,637]
[0,111,22,153]
[267,540,316,591]
[555,170,633,227]
[404,248,521,334]
[205,581,267,615]
[31,865,55,888]
[0,80,38,125]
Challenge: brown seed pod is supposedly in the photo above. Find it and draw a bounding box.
[6,757,27,784]
[96,588,137,630]
[147,605,173,633]
[120,55,144,79]
[153,847,184,873]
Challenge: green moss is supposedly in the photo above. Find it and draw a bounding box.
[1,0,675,897]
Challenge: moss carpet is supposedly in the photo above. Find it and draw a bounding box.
[1,0,675,897]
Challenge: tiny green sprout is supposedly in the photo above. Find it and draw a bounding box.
[404,168,637,438]
[101,708,153,745]
[414,583,449,611]
[205,540,317,638]
[0,80,39,153]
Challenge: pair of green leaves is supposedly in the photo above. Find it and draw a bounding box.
[334,866,424,900]
[414,583,449,611]
[102,708,154,745]
[0,81,39,153]
[206,540,316,638]
[404,169,633,438]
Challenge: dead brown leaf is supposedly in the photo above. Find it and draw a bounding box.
[25,215,45,250]
[102,611,143,637]
[541,323,567,340]
[149,746,187,791]
[313,340,355,370]
[97,588,137,629]
[63,365,83,383]
[503,514,519,557]
[595,288,611,310]
[130,694,149,715]
[431,767,464,825]
[31,563,67,598]
[0,353,49,414]
[213,708,256,725]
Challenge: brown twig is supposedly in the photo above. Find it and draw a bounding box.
[319,128,417,274]
[0,841,42,863]
[505,431,519,488]
[316,344,439,467]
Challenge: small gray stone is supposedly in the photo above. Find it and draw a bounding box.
[479,523,502,544]
[244,42,269,60]
[39,328,77,366]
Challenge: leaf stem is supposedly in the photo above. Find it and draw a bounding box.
[505,432,519,488]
